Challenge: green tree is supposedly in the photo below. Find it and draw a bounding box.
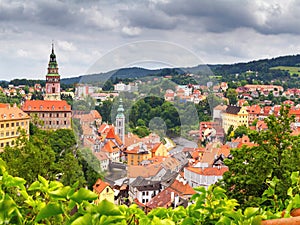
[221,105,300,207]
[233,125,249,139]
[226,88,238,105]
[0,130,55,184]
[95,100,113,123]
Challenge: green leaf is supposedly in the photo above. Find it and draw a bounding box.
[38,175,48,188]
[244,207,259,219]
[35,203,63,222]
[216,216,232,225]
[49,186,71,199]
[28,181,41,191]
[94,200,122,216]
[70,188,98,203]
[291,171,299,185]
[70,213,92,225]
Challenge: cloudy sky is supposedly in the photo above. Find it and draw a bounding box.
[1,0,300,80]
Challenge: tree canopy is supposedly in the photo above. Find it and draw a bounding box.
[221,105,300,208]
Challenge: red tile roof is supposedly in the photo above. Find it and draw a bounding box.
[186,166,228,176]
[22,100,71,112]
[102,140,120,153]
[0,104,30,120]
[169,180,196,196]
[93,179,111,194]
[145,187,176,209]
[127,164,162,178]
[94,151,109,161]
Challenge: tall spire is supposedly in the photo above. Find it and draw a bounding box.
[116,98,125,145]
[45,43,61,101]
[51,41,54,54]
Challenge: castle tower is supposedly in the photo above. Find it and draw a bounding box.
[44,43,61,100]
[115,99,125,145]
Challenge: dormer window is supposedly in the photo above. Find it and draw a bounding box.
[40,105,43,110]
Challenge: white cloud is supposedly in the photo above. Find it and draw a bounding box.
[57,40,77,52]
[17,49,28,57]
[122,26,141,36]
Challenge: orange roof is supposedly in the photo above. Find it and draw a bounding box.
[94,151,109,161]
[125,133,141,146]
[0,104,30,120]
[146,187,177,209]
[93,179,111,194]
[151,143,162,153]
[106,127,116,139]
[90,110,102,119]
[127,164,162,178]
[22,100,71,112]
[218,145,230,157]
[186,166,228,176]
[102,140,120,153]
[169,180,196,195]
[105,127,123,146]
[98,123,112,134]
[147,156,168,164]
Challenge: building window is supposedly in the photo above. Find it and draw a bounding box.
[64,113,67,117]
[16,122,19,126]
[11,131,14,136]
[106,187,109,193]
[42,114,44,118]
[11,122,14,127]
[0,143,3,148]
[64,121,67,125]
[57,121,59,125]
[21,122,24,126]
[6,132,9,137]
[49,121,52,125]
[6,123,9,128]
[0,124,3,128]
[0,133,3,137]
[49,113,52,117]
[57,113,59,117]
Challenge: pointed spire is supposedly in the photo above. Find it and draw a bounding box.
[51,41,54,54]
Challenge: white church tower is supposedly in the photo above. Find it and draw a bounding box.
[115,99,125,145]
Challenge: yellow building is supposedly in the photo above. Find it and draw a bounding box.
[151,142,168,157]
[93,179,114,204]
[0,103,30,151]
[125,143,151,166]
[222,105,248,133]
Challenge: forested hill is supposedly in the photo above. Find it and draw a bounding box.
[210,54,300,75]
[61,67,185,85]
[60,54,300,85]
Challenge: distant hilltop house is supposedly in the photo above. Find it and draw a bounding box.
[114,82,138,92]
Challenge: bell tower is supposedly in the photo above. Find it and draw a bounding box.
[115,99,125,145]
[44,43,61,101]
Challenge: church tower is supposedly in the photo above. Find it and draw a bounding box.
[44,43,61,100]
[115,99,125,145]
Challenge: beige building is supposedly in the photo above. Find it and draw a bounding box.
[222,105,248,133]
[21,100,72,130]
[0,103,30,151]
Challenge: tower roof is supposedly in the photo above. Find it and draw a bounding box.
[116,98,125,119]
[47,43,59,76]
